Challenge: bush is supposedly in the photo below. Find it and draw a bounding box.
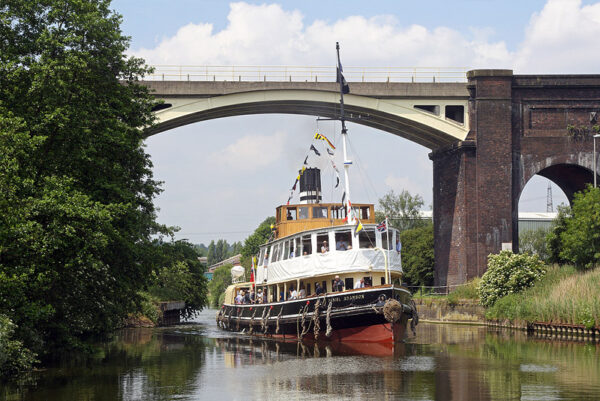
[479,251,546,307]
[0,314,37,378]
[519,227,550,262]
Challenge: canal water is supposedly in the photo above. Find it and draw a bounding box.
[2,308,599,401]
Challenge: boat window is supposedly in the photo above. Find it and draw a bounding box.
[259,248,266,265]
[381,230,393,250]
[290,238,297,258]
[359,229,376,249]
[322,280,328,292]
[360,206,370,220]
[272,243,280,262]
[312,206,328,219]
[306,283,311,296]
[282,240,289,260]
[364,276,372,287]
[317,233,329,253]
[331,205,346,220]
[345,278,353,290]
[286,207,297,220]
[381,277,385,285]
[301,235,312,255]
[298,207,309,219]
[335,230,351,251]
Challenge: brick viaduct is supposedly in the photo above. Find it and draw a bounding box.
[432,70,600,287]
[145,70,600,287]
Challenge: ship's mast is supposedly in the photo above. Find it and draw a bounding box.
[336,42,355,225]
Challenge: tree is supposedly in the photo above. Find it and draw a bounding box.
[0,0,168,358]
[559,186,600,269]
[519,227,551,262]
[399,223,435,287]
[207,240,217,266]
[546,204,571,265]
[376,190,426,231]
[147,240,208,318]
[207,264,233,307]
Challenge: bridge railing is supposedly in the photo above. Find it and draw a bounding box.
[144,65,468,83]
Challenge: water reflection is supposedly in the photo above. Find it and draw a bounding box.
[2,311,599,401]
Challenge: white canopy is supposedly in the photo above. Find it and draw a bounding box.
[255,249,401,284]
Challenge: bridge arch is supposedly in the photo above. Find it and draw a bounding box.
[145,83,469,149]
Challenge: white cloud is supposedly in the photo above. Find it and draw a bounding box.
[206,130,288,173]
[133,1,600,75]
[514,0,600,73]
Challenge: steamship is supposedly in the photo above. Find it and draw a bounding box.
[216,44,418,343]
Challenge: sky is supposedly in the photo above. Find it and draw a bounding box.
[109,0,600,245]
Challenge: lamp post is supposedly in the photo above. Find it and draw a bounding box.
[595,134,600,188]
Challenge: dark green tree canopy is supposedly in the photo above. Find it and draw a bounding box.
[0,0,170,360]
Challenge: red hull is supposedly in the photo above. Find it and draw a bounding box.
[268,321,405,344]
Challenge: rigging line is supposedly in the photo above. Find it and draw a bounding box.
[345,135,380,206]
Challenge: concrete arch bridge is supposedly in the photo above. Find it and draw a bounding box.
[144,69,600,287]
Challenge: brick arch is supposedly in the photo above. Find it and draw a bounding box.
[519,162,595,206]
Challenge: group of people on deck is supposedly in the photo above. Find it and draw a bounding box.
[235,288,267,304]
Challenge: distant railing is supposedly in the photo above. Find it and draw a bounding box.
[144,65,469,83]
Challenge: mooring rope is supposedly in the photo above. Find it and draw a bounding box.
[262,307,271,334]
[275,307,283,334]
[325,300,333,337]
[313,298,321,340]
[249,308,257,334]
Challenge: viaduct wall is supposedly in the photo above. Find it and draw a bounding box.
[432,70,600,287]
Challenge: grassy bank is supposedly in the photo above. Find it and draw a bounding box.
[413,266,599,329]
[485,265,599,328]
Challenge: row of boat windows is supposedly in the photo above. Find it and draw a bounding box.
[259,228,397,265]
[281,205,371,221]
[234,276,387,303]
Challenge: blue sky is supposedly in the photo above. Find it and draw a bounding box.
[108,0,600,244]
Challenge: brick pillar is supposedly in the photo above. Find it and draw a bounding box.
[431,70,516,287]
[469,70,515,273]
[430,142,477,287]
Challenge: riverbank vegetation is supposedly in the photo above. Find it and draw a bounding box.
[485,265,599,328]
[0,1,208,380]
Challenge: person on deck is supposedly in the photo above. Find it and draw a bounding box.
[315,282,324,295]
[290,286,298,300]
[354,278,365,289]
[235,291,243,304]
[336,239,347,251]
[333,275,344,292]
[298,285,306,298]
[243,290,251,304]
[321,240,329,253]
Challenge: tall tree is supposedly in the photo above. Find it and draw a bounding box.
[0,0,167,356]
[376,190,426,231]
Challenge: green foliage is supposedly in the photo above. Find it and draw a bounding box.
[519,227,550,262]
[0,0,170,360]
[447,277,481,305]
[137,292,160,324]
[558,186,600,269]
[399,223,434,287]
[479,251,546,307]
[207,264,233,307]
[0,314,37,379]
[546,205,571,265]
[147,240,208,318]
[376,190,427,231]
[485,265,599,328]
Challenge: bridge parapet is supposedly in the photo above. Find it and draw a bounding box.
[145,65,468,83]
